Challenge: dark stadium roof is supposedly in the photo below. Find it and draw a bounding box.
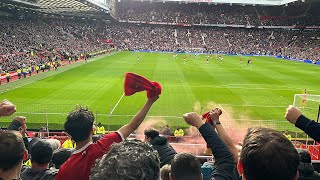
[0,0,110,17]
[125,0,300,6]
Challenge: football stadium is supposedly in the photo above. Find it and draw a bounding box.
[0,0,320,179]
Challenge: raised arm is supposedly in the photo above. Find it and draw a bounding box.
[118,96,159,138]
[286,105,320,142]
[209,109,239,162]
[0,100,16,117]
[183,112,236,180]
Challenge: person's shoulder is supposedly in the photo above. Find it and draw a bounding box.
[40,169,59,180]
[46,168,59,176]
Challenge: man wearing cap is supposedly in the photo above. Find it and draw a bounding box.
[21,140,58,180]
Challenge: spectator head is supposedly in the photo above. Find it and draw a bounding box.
[297,149,311,164]
[7,116,27,131]
[0,131,27,173]
[170,153,202,180]
[90,140,160,180]
[238,127,299,180]
[45,139,61,152]
[144,129,159,142]
[92,135,103,143]
[30,140,53,165]
[64,106,94,142]
[160,164,171,180]
[52,148,73,169]
[97,122,102,127]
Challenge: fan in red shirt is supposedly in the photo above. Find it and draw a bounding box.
[56,73,161,180]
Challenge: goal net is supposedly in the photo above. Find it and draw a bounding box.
[293,94,320,122]
[293,94,320,159]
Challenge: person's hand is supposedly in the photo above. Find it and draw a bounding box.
[285,105,302,124]
[209,108,222,122]
[183,112,204,129]
[0,100,16,116]
[148,95,159,103]
[19,124,27,137]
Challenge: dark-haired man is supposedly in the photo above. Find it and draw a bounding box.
[90,140,160,180]
[21,140,57,180]
[0,131,28,180]
[170,153,202,180]
[56,95,159,180]
[238,127,300,180]
[144,129,176,167]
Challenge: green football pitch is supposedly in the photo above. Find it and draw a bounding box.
[0,51,319,133]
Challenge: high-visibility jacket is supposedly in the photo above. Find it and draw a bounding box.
[24,159,32,167]
[62,139,76,149]
[96,126,106,134]
[28,67,32,71]
[22,68,27,73]
[174,129,184,137]
[6,73,10,77]
[17,69,21,74]
[35,66,39,70]
[284,133,292,141]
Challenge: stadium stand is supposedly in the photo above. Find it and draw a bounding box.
[0,0,320,180]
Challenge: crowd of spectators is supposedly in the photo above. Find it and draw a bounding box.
[103,24,319,62]
[1,17,319,76]
[1,86,320,180]
[0,17,110,72]
[0,2,320,179]
[117,1,320,26]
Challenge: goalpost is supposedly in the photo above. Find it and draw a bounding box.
[293,94,320,159]
[293,94,320,122]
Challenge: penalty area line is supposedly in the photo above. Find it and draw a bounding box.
[110,93,125,115]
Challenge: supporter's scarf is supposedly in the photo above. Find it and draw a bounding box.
[124,72,162,98]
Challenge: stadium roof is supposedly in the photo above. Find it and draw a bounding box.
[1,0,111,17]
[132,0,300,5]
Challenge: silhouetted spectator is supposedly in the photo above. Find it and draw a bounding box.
[21,140,58,180]
[51,148,73,170]
[297,149,320,180]
[144,129,177,167]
